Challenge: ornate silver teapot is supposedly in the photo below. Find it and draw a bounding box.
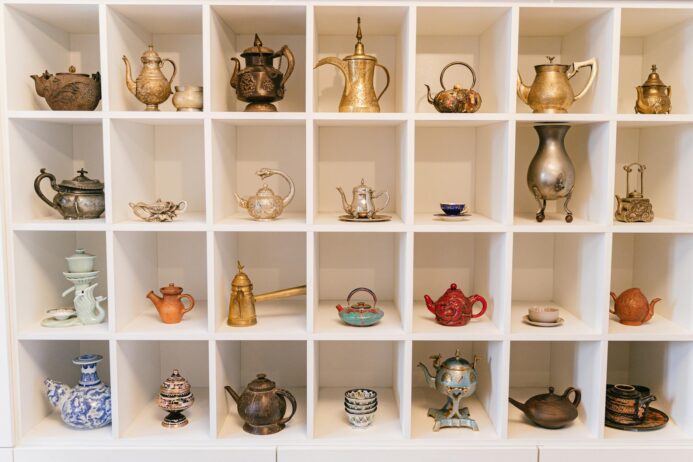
[235,168,295,221]
[337,179,389,219]
[34,168,105,219]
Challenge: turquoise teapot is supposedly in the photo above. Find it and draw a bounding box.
[335,288,384,327]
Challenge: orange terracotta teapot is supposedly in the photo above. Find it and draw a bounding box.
[147,283,195,324]
[610,288,660,326]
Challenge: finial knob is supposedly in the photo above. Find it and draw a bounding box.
[77,168,88,175]
[237,260,244,272]
[254,33,262,48]
[546,56,555,64]
[651,64,658,72]
[356,17,362,42]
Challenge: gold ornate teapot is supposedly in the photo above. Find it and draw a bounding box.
[517,56,597,113]
[337,179,389,219]
[615,163,654,223]
[425,62,481,113]
[235,168,295,221]
[314,17,390,112]
[123,45,177,111]
[635,65,671,114]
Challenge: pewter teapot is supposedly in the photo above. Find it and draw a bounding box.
[34,168,105,219]
[235,168,295,221]
[123,45,177,111]
[337,179,389,219]
[425,62,481,113]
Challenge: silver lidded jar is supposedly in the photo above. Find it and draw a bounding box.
[34,168,105,219]
[158,369,194,428]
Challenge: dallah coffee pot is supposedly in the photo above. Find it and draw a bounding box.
[424,283,487,327]
[123,45,177,111]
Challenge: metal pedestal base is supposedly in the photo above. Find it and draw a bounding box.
[428,396,479,431]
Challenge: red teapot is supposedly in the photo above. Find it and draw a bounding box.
[424,283,487,327]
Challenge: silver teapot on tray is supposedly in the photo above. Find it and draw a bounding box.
[337,179,389,220]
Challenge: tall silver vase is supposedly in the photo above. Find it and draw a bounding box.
[527,124,575,223]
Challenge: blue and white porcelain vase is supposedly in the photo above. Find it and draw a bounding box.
[44,354,112,429]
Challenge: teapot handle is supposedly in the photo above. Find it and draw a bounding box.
[468,294,487,319]
[34,168,59,209]
[440,61,477,91]
[567,58,597,102]
[372,190,390,213]
[276,388,297,425]
[375,63,390,102]
[562,387,581,407]
[176,200,188,213]
[163,58,178,89]
[274,45,295,88]
[346,287,377,307]
[178,293,195,313]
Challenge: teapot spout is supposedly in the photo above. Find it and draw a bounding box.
[417,363,436,388]
[336,186,352,215]
[424,84,434,105]
[44,378,71,409]
[516,71,531,104]
[234,192,249,209]
[645,297,661,323]
[122,55,136,95]
[146,291,164,312]
[30,71,50,97]
[315,57,348,85]
[614,194,623,211]
[224,385,241,403]
[229,57,241,89]
[423,294,436,314]
[508,396,528,414]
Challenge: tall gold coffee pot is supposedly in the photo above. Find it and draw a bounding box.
[314,17,390,112]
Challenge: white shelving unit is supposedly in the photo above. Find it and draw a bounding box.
[1,1,692,461]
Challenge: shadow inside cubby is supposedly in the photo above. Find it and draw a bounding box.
[514,122,610,226]
[214,232,307,338]
[411,340,503,440]
[415,6,512,113]
[619,9,693,114]
[508,341,600,439]
[17,340,111,442]
[610,234,693,337]
[4,4,101,111]
[517,7,615,114]
[210,5,306,112]
[106,4,202,112]
[315,232,406,336]
[117,340,210,439]
[13,231,109,336]
[313,6,410,112]
[110,119,206,225]
[315,340,405,439]
[414,121,509,227]
[511,233,606,338]
[605,341,693,440]
[113,231,208,336]
[8,119,104,225]
[413,233,507,338]
[211,120,306,226]
[215,340,307,440]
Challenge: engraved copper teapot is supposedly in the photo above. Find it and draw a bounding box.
[31,66,101,111]
[315,17,390,112]
[123,45,177,111]
[425,62,481,113]
[635,65,671,114]
[517,56,597,113]
[235,168,295,221]
[509,386,581,429]
[230,34,295,112]
[337,179,389,219]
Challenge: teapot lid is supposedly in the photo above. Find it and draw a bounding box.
[160,369,192,396]
[231,261,253,288]
[59,169,104,191]
[440,349,473,371]
[56,65,89,77]
[345,17,376,61]
[254,183,277,197]
[535,56,570,71]
[353,178,374,192]
[529,386,564,402]
[642,65,667,87]
[66,248,95,260]
[160,283,183,295]
[241,34,274,56]
[247,373,276,392]
[141,45,162,63]
[443,283,464,296]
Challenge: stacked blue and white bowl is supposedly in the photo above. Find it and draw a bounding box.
[344,388,378,427]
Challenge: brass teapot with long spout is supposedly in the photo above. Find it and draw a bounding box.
[123,45,177,111]
[314,17,390,112]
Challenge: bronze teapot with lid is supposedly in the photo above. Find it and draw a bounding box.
[34,168,105,219]
[425,62,481,113]
[230,34,295,112]
[224,373,297,435]
[635,65,671,114]
[123,45,177,111]
[509,386,581,429]
[31,66,101,111]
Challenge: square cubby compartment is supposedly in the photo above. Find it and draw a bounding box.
[17,340,111,443]
[212,120,306,226]
[113,232,208,336]
[110,119,205,226]
[514,122,610,226]
[8,119,104,225]
[313,6,410,113]
[214,232,307,338]
[315,122,407,225]
[413,233,507,339]
[619,10,693,114]
[315,340,406,440]
[509,341,601,440]
[116,340,209,439]
[415,7,513,113]
[414,121,510,227]
[315,233,406,337]
[606,341,693,440]
[615,123,693,227]
[610,234,693,338]
[511,233,607,338]
[215,341,307,440]
[4,4,101,111]
[13,231,109,337]
[412,341,504,440]
[210,5,306,112]
[106,4,203,112]
[517,7,615,114]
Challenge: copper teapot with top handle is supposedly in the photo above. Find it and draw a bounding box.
[425,61,481,113]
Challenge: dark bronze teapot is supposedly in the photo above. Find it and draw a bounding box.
[224,373,297,435]
[425,62,481,113]
[230,34,295,112]
[34,168,105,219]
[509,386,581,429]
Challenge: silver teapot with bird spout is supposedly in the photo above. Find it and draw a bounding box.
[235,168,295,221]
[337,179,389,219]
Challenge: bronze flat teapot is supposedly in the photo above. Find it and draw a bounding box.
[635,65,671,114]
[425,62,481,113]
[123,45,177,111]
[230,34,295,112]
[509,386,580,429]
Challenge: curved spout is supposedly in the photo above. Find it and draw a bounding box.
[234,192,249,209]
[423,294,436,314]
[508,396,528,414]
[645,297,661,323]
[336,304,345,313]
[424,84,434,105]
[614,194,623,211]
[229,57,241,89]
[315,57,348,86]
[516,71,530,104]
[122,55,136,95]
[44,378,71,409]
[31,71,50,97]
[146,291,163,312]
[224,385,240,403]
[336,186,352,214]
[417,363,436,388]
